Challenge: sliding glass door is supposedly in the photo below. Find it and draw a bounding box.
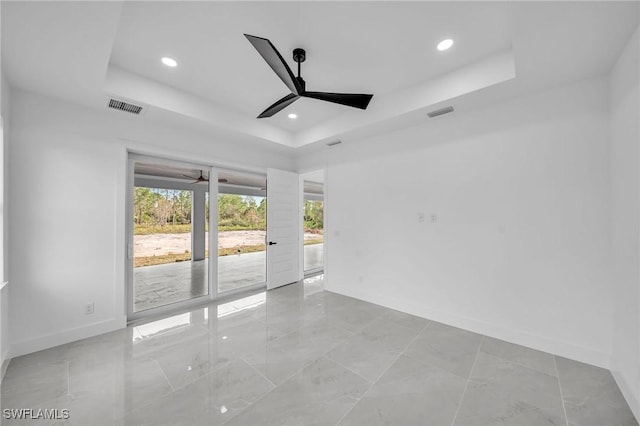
[129,157,211,317]
[128,158,301,319]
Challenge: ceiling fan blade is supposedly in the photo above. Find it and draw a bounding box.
[302,92,373,110]
[244,34,302,95]
[182,174,196,179]
[258,93,300,118]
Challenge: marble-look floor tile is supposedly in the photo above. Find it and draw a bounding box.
[2,276,635,426]
[1,360,69,408]
[323,294,386,333]
[240,344,308,386]
[215,319,285,359]
[404,321,483,379]
[69,356,129,396]
[379,308,430,332]
[480,336,557,377]
[555,356,638,426]
[226,356,369,426]
[118,359,273,426]
[67,353,171,412]
[131,321,210,358]
[152,338,231,390]
[340,354,466,426]
[453,384,566,426]
[326,317,422,381]
[22,390,124,426]
[454,352,566,426]
[242,319,352,385]
[470,352,564,411]
[264,303,321,334]
[326,336,398,383]
[216,305,267,331]
[121,358,175,412]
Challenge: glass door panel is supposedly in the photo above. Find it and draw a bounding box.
[131,159,211,314]
[217,192,267,293]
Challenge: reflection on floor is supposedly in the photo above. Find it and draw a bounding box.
[134,244,323,312]
[2,275,636,426]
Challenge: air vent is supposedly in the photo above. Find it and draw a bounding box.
[107,98,144,115]
[326,140,342,147]
[427,106,454,118]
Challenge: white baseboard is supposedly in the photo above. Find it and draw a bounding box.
[9,316,127,359]
[327,286,611,369]
[612,369,640,422]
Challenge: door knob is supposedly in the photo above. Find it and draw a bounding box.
[268,241,277,245]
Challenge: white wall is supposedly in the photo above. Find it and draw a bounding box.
[300,77,614,367]
[610,27,640,418]
[1,69,10,375]
[7,89,294,357]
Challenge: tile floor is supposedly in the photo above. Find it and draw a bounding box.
[1,275,636,426]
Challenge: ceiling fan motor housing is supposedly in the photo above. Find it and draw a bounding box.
[293,48,306,63]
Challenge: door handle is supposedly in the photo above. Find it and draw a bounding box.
[268,241,277,245]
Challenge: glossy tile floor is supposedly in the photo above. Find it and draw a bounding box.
[2,275,636,426]
[134,244,323,312]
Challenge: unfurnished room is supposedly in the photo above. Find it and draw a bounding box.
[0,1,639,425]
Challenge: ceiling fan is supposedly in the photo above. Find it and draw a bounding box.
[244,34,374,118]
[182,171,228,184]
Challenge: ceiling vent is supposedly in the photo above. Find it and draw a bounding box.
[107,98,144,115]
[326,140,342,147]
[427,106,454,118]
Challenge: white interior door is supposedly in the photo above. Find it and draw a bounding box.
[267,168,301,289]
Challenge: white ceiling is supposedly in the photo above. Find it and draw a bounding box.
[2,1,638,151]
[109,1,512,131]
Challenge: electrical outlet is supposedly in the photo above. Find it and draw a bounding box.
[431,214,438,223]
[418,212,425,222]
[84,302,94,315]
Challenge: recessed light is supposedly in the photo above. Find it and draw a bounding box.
[437,39,454,51]
[161,57,178,67]
[288,113,298,119]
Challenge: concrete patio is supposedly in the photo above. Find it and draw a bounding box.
[134,243,323,312]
